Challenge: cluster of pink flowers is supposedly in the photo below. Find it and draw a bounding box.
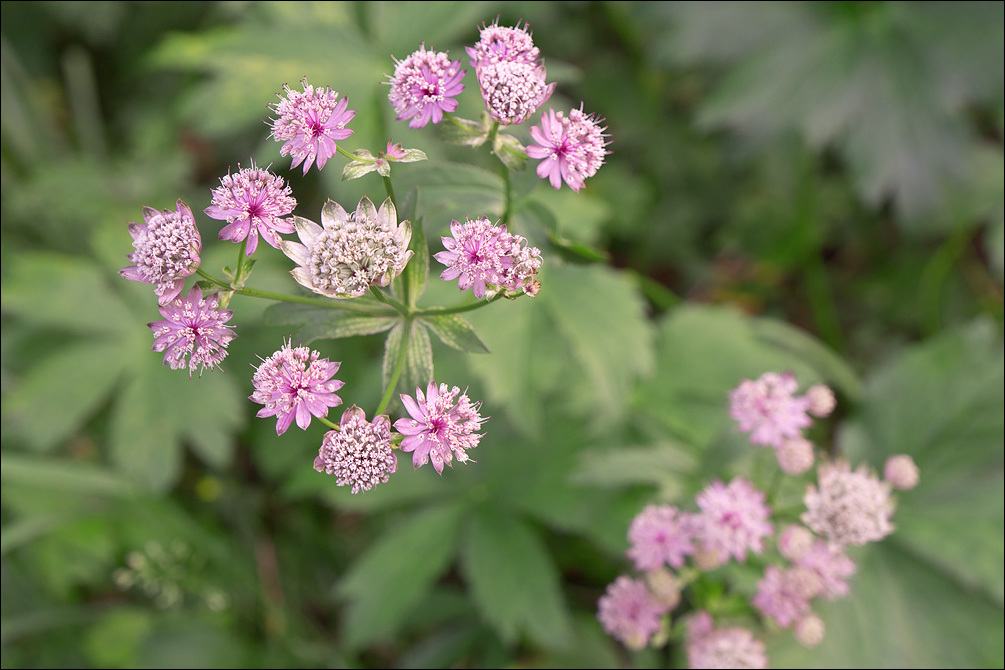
[394,381,486,475]
[729,371,835,474]
[435,216,542,299]
[205,162,296,256]
[598,372,920,665]
[269,78,356,174]
[387,44,466,129]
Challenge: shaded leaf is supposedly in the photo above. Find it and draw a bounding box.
[421,313,490,354]
[264,302,397,342]
[460,509,573,648]
[338,504,465,649]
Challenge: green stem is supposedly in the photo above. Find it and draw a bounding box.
[318,415,339,431]
[383,175,396,208]
[196,269,393,316]
[375,319,412,416]
[336,144,357,161]
[234,239,248,285]
[415,293,508,316]
[370,286,409,316]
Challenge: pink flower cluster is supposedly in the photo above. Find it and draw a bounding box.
[269,78,356,174]
[387,44,466,129]
[435,216,542,299]
[599,375,920,661]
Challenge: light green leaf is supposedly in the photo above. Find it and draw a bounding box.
[382,321,433,398]
[3,338,130,451]
[263,303,398,342]
[460,509,573,649]
[436,115,491,147]
[492,132,528,171]
[421,314,490,354]
[338,504,465,649]
[1,253,135,334]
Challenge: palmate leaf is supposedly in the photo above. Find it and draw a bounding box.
[337,503,465,650]
[460,508,573,649]
[664,1,1004,226]
[421,313,490,354]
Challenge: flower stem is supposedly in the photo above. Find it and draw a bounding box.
[383,175,396,208]
[375,319,412,416]
[318,415,339,431]
[336,144,357,161]
[370,286,409,316]
[196,269,393,315]
[416,293,508,316]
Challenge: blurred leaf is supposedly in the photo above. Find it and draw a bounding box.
[1,253,134,334]
[394,210,429,308]
[110,354,245,491]
[83,608,153,669]
[2,338,130,451]
[573,441,698,491]
[637,304,858,448]
[537,264,654,426]
[840,317,1004,602]
[263,302,397,342]
[421,313,490,354]
[338,503,465,649]
[382,320,433,397]
[668,1,1004,224]
[406,162,505,223]
[460,508,573,648]
[0,453,137,498]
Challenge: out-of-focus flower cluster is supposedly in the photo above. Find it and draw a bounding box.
[597,372,920,666]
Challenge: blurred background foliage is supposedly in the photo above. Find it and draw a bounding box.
[1,1,1002,668]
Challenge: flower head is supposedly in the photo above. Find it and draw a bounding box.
[269,78,355,174]
[794,614,826,648]
[693,477,774,567]
[776,437,815,475]
[805,383,836,417]
[205,162,296,256]
[313,406,397,494]
[627,505,695,571]
[393,381,485,475]
[729,372,813,448]
[281,197,412,298]
[466,20,540,67]
[795,539,856,599]
[884,454,920,490]
[434,216,542,299]
[120,200,201,305]
[686,611,768,669]
[466,20,554,125]
[527,106,610,191]
[597,575,669,651]
[751,565,820,628]
[802,460,895,546]
[388,45,465,129]
[777,524,815,562]
[250,340,344,435]
[147,285,235,377]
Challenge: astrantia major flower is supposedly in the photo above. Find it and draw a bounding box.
[802,460,894,546]
[269,78,355,175]
[250,340,344,436]
[387,45,466,129]
[597,575,669,651]
[393,381,485,475]
[627,504,695,572]
[685,611,768,670]
[120,199,201,305]
[693,477,773,567]
[148,285,235,377]
[205,162,296,256]
[729,372,814,449]
[434,216,542,299]
[281,197,412,298]
[527,106,610,192]
[884,454,920,490]
[313,406,397,494]
[466,20,540,68]
[795,539,856,599]
[466,20,554,126]
[752,565,820,629]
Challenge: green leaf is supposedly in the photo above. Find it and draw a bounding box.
[404,162,505,223]
[263,303,398,342]
[421,314,490,354]
[338,504,465,649]
[383,321,433,398]
[395,212,429,308]
[840,318,1004,602]
[537,264,655,427]
[492,132,528,171]
[460,509,573,649]
[0,453,138,499]
[3,338,130,451]
[1,253,135,334]
[437,115,491,147]
[636,304,856,449]
[110,354,245,491]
